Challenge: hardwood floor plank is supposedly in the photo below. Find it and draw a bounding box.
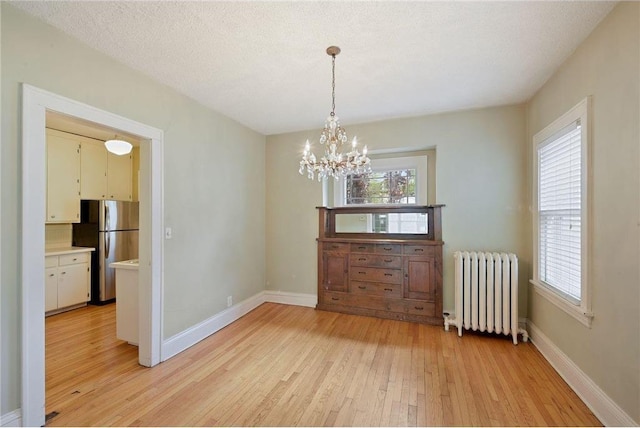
[46,303,602,427]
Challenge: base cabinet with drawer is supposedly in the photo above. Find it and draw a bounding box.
[45,250,92,315]
[316,205,444,325]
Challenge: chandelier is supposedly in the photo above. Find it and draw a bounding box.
[299,46,371,181]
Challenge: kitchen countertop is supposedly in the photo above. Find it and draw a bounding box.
[110,259,139,270]
[45,246,95,256]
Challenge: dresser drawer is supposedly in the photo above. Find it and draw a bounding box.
[59,252,90,266]
[388,299,436,317]
[375,244,402,255]
[327,293,387,312]
[351,281,402,299]
[350,267,402,284]
[322,291,352,307]
[351,254,402,269]
[323,242,349,252]
[403,245,435,257]
[350,243,375,253]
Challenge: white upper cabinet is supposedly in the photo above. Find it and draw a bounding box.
[46,129,80,223]
[80,138,108,200]
[79,137,132,201]
[107,152,132,201]
[47,129,133,217]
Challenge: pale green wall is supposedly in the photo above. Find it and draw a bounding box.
[526,2,639,422]
[1,4,265,414]
[4,0,636,422]
[266,105,529,315]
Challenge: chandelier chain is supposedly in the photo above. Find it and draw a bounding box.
[331,54,336,117]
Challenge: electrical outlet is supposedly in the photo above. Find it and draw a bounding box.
[227,296,232,307]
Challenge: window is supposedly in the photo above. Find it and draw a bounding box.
[532,97,592,327]
[334,155,428,207]
[346,169,416,205]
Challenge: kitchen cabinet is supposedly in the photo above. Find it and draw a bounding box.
[107,151,132,201]
[46,129,80,223]
[57,263,90,308]
[45,267,58,312]
[45,248,93,315]
[80,138,132,201]
[80,138,108,199]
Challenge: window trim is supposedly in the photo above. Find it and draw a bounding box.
[531,97,593,328]
[334,155,428,207]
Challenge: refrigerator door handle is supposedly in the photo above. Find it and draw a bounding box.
[105,232,111,259]
[105,204,111,231]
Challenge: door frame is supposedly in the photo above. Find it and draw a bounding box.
[21,84,164,426]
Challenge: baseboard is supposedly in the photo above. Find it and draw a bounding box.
[0,409,21,427]
[263,290,317,308]
[162,291,266,361]
[528,321,637,427]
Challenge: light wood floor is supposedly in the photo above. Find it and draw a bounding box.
[45,302,601,426]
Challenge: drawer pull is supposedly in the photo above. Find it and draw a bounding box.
[358,286,366,290]
[332,245,340,249]
[358,258,367,261]
[72,257,78,261]
[61,271,66,275]
[384,273,393,277]
[384,288,393,292]
[358,246,366,250]
[384,259,393,262]
[383,247,392,251]
[414,306,424,310]
[332,297,340,301]
[414,248,424,252]
[49,273,55,277]
[358,271,366,274]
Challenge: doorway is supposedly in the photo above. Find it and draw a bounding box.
[21,84,164,427]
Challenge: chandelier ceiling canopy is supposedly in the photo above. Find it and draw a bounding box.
[299,46,371,181]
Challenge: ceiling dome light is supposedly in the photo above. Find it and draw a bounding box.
[105,137,132,156]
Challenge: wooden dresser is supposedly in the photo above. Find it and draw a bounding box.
[316,205,444,325]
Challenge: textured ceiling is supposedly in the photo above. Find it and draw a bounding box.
[12,1,615,135]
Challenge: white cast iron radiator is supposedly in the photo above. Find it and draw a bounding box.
[444,251,528,344]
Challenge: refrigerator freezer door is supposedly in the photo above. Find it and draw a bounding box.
[81,200,139,231]
[95,200,139,231]
[99,230,139,301]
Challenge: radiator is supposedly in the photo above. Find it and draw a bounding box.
[444,251,528,344]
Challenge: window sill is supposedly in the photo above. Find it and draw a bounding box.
[530,280,593,328]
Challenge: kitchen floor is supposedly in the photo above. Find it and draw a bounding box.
[45,304,138,425]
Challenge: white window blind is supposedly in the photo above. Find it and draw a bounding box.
[538,120,582,302]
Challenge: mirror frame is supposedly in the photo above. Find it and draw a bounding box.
[317,205,444,241]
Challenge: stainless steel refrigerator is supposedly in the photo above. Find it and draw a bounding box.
[72,200,139,304]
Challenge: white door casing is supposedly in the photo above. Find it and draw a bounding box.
[21,84,164,427]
